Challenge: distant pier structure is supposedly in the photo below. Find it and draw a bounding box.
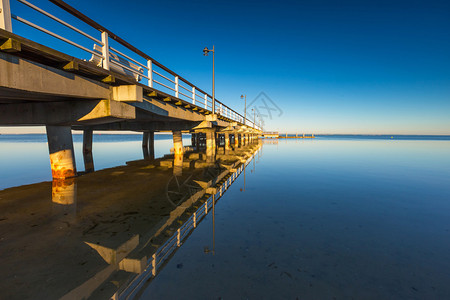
[262,132,315,139]
[0,0,262,179]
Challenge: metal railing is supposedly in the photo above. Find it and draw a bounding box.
[0,0,261,130]
[119,151,258,299]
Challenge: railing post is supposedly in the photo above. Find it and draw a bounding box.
[204,94,208,109]
[219,103,222,115]
[205,201,208,214]
[177,228,181,247]
[193,212,197,228]
[175,76,179,98]
[192,87,196,104]
[0,0,12,32]
[101,31,110,70]
[152,253,156,276]
[147,60,153,87]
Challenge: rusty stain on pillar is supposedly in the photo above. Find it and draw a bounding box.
[173,130,183,155]
[83,129,94,173]
[46,125,77,179]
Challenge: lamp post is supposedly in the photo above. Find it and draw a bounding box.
[203,46,215,114]
[252,108,256,128]
[240,94,246,125]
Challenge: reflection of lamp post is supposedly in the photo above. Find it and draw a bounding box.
[240,165,246,192]
[204,194,215,255]
[240,94,246,125]
[203,46,215,114]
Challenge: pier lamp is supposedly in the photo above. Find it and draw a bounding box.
[240,94,246,125]
[203,46,215,114]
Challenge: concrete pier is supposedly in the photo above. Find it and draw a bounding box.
[142,131,155,160]
[142,132,149,160]
[205,129,216,162]
[148,131,155,160]
[0,13,262,180]
[172,131,183,155]
[191,133,200,150]
[234,133,239,149]
[46,126,77,179]
[83,129,94,173]
[224,132,231,151]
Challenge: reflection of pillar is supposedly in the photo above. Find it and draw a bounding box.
[46,126,76,179]
[149,131,155,160]
[206,129,216,163]
[173,153,183,176]
[83,129,94,173]
[52,178,77,205]
[224,132,231,151]
[142,131,149,159]
[173,130,183,155]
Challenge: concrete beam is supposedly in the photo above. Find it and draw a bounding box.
[112,85,143,102]
[73,120,202,132]
[134,96,205,122]
[0,52,110,101]
[0,100,136,125]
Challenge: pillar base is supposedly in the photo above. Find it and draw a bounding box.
[46,125,77,179]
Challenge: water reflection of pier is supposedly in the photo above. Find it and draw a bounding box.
[0,142,262,300]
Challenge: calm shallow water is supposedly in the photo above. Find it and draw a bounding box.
[0,134,191,190]
[1,135,450,299]
[140,138,450,299]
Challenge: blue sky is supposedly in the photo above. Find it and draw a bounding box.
[2,0,449,134]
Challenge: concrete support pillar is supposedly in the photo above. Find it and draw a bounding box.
[234,133,239,149]
[196,133,202,150]
[205,129,216,163]
[224,132,231,151]
[46,125,77,179]
[149,131,155,160]
[173,130,183,155]
[142,131,149,159]
[191,133,196,149]
[83,129,94,173]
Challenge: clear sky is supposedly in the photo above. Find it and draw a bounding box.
[2,0,449,134]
